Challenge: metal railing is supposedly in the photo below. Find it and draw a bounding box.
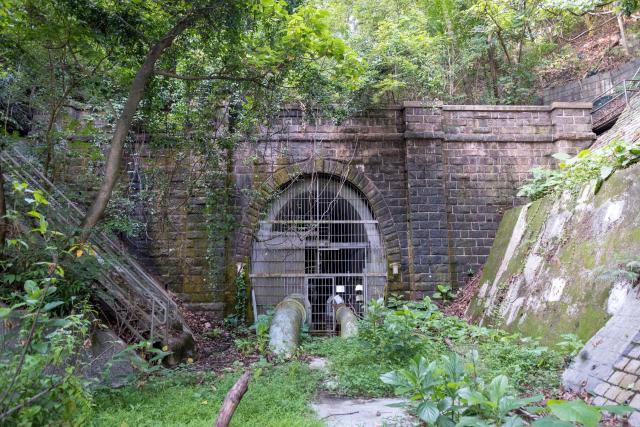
[1,145,182,344]
[592,66,640,131]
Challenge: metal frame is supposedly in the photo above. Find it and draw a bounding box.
[592,66,640,130]
[250,174,386,334]
[1,145,180,344]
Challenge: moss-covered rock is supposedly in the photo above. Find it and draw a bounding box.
[466,162,640,345]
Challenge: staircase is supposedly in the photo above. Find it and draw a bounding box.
[592,66,640,133]
[1,145,192,348]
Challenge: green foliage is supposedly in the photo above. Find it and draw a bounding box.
[555,333,584,358]
[232,269,249,325]
[304,336,398,396]
[516,167,565,200]
[0,182,93,426]
[383,355,631,426]
[382,354,542,425]
[1,181,99,314]
[530,399,632,426]
[92,362,323,427]
[312,0,574,105]
[519,140,640,201]
[432,284,457,302]
[234,309,274,355]
[358,297,438,362]
[306,297,567,398]
[99,189,145,238]
[596,256,640,285]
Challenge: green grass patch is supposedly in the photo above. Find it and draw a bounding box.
[303,337,396,397]
[302,298,565,398]
[91,362,322,427]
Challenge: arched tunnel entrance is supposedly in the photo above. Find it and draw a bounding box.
[250,175,386,334]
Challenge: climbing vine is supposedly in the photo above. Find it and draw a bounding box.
[202,137,238,298]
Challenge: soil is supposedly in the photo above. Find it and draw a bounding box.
[443,269,482,318]
[179,304,260,373]
[535,16,639,90]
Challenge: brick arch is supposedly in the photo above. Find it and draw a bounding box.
[235,159,402,266]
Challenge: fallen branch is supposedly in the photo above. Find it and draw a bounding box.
[321,411,359,419]
[214,370,252,427]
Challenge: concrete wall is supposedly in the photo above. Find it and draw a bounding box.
[117,101,594,316]
[542,58,640,104]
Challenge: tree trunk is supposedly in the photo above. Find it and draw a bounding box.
[617,14,629,56]
[80,14,197,241]
[214,370,252,427]
[487,35,500,101]
[0,158,6,248]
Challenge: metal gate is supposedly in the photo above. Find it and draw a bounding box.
[250,175,386,334]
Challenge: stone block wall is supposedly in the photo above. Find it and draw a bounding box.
[64,101,595,316]
[542,58,640,104]
[400,102,593,294]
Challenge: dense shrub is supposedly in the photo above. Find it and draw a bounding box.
[307,296,566,398]
[0,182,93,426]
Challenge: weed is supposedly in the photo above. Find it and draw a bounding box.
[91,362,322,427]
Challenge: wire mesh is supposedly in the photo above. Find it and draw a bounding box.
[250,175,386,334]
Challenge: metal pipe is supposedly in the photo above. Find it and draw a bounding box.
[335,304,359,338]
[269,294,308,356]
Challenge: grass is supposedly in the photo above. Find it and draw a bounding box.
[91,362,323,427]
[303,337,396,397]
[302,303,565,399]
[92,301,566,426]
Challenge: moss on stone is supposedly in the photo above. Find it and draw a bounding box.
[558,241,596,271]
[477,206,523,288]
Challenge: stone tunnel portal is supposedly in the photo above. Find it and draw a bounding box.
[250,175,387,334]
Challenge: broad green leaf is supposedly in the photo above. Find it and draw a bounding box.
[458,387,487,405]
[499,394,544,413]
[456,416,491,427]
[24,279,38,293]
[530,416,574,427]
[502,415,526,427]
[552,152,572,161]
[599,404,633,414]
[416,401,439,423]
[546,400,601,427]
[436,415,456,427]
[43,301,64,312]
[487,375,509,402]
[599,166,614,181]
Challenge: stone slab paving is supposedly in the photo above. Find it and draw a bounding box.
[563,293,640,426]
[309,357,417,426]
[312,393,416,427]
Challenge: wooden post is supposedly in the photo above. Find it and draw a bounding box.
[214,370,252,427]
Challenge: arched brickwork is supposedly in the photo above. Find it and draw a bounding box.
[235,158,402,267]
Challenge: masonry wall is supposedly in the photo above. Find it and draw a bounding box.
[107,102,595,316]
[542,58,640,104]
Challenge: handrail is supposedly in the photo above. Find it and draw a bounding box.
[592,66,640,109]
[591,66,640,130]
[0,144,181,344]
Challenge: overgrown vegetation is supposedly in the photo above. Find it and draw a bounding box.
[92,362,322,427]
[382,354,630,426]
[311,0,639,105]
[306,297,567,398]
[518,139,640,200]
[0,183,94,426]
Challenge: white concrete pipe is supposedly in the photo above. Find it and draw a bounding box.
[268,294,308,356]
[335,304,359,338]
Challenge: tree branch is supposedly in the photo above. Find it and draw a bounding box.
[153,69,266,85]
